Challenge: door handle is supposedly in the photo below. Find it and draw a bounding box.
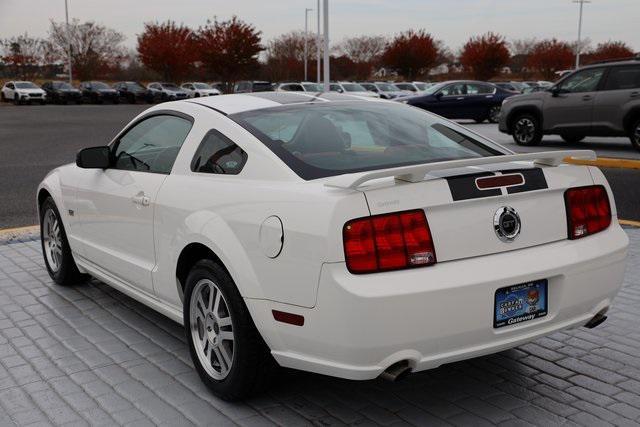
[631,92,640,98]
[456,97,464,100]
[582,95,593,101]
[132,194,150,206]
[485,95,494,98]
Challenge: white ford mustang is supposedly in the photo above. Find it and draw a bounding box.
[38,92,629,400]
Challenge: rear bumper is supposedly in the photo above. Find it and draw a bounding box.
[248,224,628,380]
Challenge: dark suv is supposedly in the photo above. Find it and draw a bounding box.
[499,58,640,151]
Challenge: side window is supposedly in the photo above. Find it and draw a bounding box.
[558,68,605,93]
[8,83,15,89]
[113,114,192,174]
[191,130,247,175]
[603,66,640,91]
[440,83,466,96]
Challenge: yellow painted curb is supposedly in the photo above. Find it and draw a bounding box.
[564,157,640,170]
[0,225,39,237]
[620,219,640,228]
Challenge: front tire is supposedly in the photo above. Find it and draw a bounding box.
[630,118,640,152]
[40,197,86,286]
[13,94,20,105]
[511,113,543,146]
[184,259,276,401]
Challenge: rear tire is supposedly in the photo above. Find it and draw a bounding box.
[561,134,586,144]
[488,105,501,124]
[1,92,5,102]
[184,259,277,401]
[511,113,542,146]
[40,197,87,286]
[630,118,640,152]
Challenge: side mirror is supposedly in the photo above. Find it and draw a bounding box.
[435,92,444,99]
[551,87,562,97]
[76,146,111,169]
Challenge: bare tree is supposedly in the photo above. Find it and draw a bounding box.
[1,33,46,79]
[263,31,318,81]
[336,35,387,64]
[48,19,126,80]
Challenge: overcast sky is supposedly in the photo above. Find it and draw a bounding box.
[1,0,638,52]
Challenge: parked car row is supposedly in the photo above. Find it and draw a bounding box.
[0,80,222,105]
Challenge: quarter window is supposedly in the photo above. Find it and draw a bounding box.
[113,114,192,174]
[603,66,640,91]
[558,68,605,93]
[191,130,247,175]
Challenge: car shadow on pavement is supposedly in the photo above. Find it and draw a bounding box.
[0,234,639,426]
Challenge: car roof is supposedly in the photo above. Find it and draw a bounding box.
[186,91,381,115]
[581,58,640,68]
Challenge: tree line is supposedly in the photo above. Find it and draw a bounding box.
[1,17,636,88]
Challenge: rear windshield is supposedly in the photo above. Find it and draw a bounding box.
[230,102,501,180]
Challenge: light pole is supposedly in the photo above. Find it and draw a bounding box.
[304,8,313,81]
[573,0,590,69]
[316,0,321,83]
[64,0,72,84]
[322,0,330,92]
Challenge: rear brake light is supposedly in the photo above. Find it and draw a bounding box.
[564,185,611,240]
[343,209,436,274]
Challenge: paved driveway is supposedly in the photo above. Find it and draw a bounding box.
[0,230,639,426]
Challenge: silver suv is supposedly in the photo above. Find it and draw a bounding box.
[499,58,640,151]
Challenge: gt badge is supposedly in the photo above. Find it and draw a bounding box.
[494,206,521,242]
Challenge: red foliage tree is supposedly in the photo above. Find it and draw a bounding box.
[381,30,439,80]
[460,32,510,80]
[198,17,263,91]
[586,41,635,64]
[527,39,574,80]
[137,21,197,82]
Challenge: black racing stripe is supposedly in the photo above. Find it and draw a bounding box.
[505,168,548,194]
[447,172,500,201]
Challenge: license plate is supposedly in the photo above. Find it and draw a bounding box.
[494,279,548,328]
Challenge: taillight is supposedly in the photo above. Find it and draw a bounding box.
[564,185,611,240]
[343,209,436,274]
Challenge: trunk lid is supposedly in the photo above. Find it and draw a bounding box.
[360,162,594,262]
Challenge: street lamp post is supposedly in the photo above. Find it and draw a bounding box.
[304,8,313,81]
[573,0,590,69]
[316,0,321,84]
[64,0,72,84]
[322,0,330,92]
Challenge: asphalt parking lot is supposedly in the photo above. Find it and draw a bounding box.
[0,229,637,426]
[0,103,639,229]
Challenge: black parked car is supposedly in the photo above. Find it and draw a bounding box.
[399,80,516,123]
[113,81,157,103]
[233,81,273,93]
[80,81,119,104]
[41,81,83,104]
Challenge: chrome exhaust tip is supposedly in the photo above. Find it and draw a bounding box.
[379,360,411,382]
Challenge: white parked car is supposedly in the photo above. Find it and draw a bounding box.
[1,81,46,105]
[147,82,189,102]
[329,82,380,98]
[38,92,628,400]
[276,82,324,92]
[395,81,432,93]
[181,82,221,98]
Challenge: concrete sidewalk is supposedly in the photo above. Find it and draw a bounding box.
[0,230,638,426]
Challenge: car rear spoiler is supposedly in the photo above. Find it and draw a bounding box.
[324,150,596,190]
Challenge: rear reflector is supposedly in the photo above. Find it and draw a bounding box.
[343,209,436,274]
[272,310,304,326]
[564,185,611,240]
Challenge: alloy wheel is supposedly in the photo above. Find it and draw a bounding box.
[42,209,63,272]
[635,123,640,145]
[514,118,535,144]
[489,106,501,123]
[190,278,235,380]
